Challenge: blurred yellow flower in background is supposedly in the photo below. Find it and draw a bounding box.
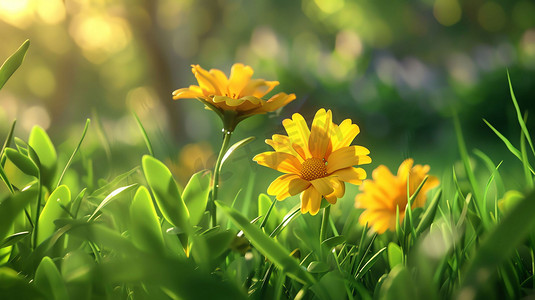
[355,159,439,234]
[254,108,371,215]
[166,142,215,185]
[172,63,296,131]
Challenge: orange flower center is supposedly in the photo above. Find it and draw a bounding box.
[300,158,327,181]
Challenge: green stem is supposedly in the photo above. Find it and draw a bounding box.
[320,205,330,244]
[211,129,233,227]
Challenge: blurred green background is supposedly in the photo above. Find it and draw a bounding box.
[1,0,535,210]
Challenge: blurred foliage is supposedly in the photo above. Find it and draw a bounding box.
[0,0,535,177]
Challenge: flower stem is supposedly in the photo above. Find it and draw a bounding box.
[211,129,233,227]
[320,205,330,244]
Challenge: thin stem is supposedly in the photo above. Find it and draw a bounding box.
[320,205,330,244]
[211,129,233,227]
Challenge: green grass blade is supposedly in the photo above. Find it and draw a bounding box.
[133,112,154,157]
[453,114,482,209]
[0,187,37,244]
[220,136,255,168]
[355,246,387,280]
[216,200,315,285]
[0,40,30,90]
[507,71,535,160]
[459,189,535,298]
[56,119,90,189]
[0,119,16,159]
[473,149,505,196]
[416,188,442,235]
[520,115,534,189]
[88,184,137,221]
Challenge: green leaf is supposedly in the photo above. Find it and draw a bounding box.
[88,184,137,221]
[307,261,330,273]
[129,186,165,253]
[459,189,535,298]
[142,155,190,232]
[28,126,57,186]
[37,185,71,245]
[507,72,535,160]
[387,242,403,269]
[0,40,30,90]
[61,250,93,299]
[321,235,345,249]
[34,256,69,300]
[0,187,37,242]
[379,265,417,300]
[221,136,255,167]
[182,170,211,226]
[216,200,315,285]
[356,246,386,280]
[416,189,442,235]
[0,231,30,248]
[0,267,42,299]
[4,148,39,178]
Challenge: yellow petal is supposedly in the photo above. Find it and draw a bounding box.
[283,113,311,158]
[208,68,229,92]
[324,193,337,204]
[330,119,360,152]
[310,177,334,196]
[213,96,246,107]
[397,158,414,182]
[309,109,332,159]
[228,63,253,98]
[172,88,204,100]
[252,93,296,113]
[240,79,279,98]
[253,152,301,174]
[326,146,371,173]
[331,167,367,185]
[192,65,220,94]
[267,174,310,200]
[309,188,322,215]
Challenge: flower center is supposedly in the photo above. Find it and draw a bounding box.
[300,158,327,181]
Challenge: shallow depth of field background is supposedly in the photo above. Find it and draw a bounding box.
[1,0,535,213]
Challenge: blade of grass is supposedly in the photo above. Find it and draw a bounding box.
[459,189,535,298]
[56,119,90,189]
[507,71,535,160]
[483,119,534,175]
[520,113,533,189]
[0,40,30,90]
[133,112,154,157]
[216,200,315,285]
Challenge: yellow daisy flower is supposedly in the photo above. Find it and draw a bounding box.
[253,108,371,215]
[355,159,439,234]
[172,63,296,131]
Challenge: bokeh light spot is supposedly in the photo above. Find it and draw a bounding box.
[21,106,51,131]
[478,2,506,32]
[26,66,56,98]
[433,0,462,26]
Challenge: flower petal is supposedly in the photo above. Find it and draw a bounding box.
[331,167,367,185]
[267,174,310,200]
[301,186,321,215]
[240,79,279,98]
[172,87,204,100]
[330,119,360,152]
[192,65,220,94]
[253,152,301,174]
[252,93,296,113]
[397,159,414,182]
[208,68,229,92]
[283,113,311,158]
[326,146,371,173]
[310,177,334,196]
[309,109,332,159]
[228,63,254,98]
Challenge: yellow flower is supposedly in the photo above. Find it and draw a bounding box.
[172,63,296,131]
[355,159,439,234]
[253,108,371,215]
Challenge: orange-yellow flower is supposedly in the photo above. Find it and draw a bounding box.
[172,63,296,131]
[355,159,439,234]
[253,108,371,215]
